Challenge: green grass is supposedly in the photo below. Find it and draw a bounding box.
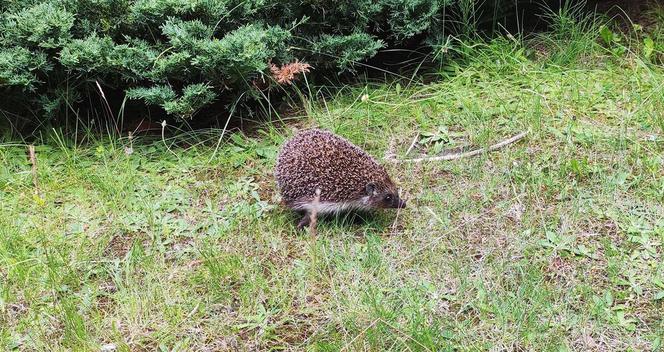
[2,10,664,352]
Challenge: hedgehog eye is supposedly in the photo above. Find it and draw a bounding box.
[384,194,392,201]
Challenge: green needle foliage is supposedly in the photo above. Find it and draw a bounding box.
[0,0,542,127]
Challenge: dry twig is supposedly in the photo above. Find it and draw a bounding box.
[403,132,420,157]
[388,131,528,163]
[28,145,39,195]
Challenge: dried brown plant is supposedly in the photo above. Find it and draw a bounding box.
[270,60,312,85]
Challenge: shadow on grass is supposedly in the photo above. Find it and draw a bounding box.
[281,210,399,234]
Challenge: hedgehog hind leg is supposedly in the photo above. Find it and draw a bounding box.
[296,213,311,229]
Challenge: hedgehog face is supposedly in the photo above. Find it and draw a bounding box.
[364,182,406,209]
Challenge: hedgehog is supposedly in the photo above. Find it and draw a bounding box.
[275,128,406,228]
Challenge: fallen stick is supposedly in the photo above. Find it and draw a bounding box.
[28,145,39,194]
[403,132,420,157]
[388,131,528,163]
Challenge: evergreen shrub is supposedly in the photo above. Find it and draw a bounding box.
[0,0,536,127]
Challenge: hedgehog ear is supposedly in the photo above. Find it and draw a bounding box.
[365,182,377,196]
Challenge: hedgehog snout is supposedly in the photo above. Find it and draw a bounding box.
[384,193,406,209]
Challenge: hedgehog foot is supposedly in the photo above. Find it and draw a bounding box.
[296,213,311,229]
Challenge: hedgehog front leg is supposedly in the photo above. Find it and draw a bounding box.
[296,213,311,229]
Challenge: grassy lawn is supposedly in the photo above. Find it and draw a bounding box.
[2,13,664,352]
